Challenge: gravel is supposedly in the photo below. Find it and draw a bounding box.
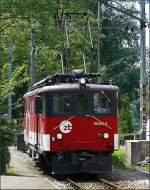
[111,169,150,189]
[9,146,43,176]
[9,146,150,189]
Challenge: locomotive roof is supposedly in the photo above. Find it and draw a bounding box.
[23,83,118,98]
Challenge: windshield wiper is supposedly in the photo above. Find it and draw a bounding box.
[100,90,111,103]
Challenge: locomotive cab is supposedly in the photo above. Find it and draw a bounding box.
[24,72,119,175]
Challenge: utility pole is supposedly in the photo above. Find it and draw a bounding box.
[149,1,150,72]
[97,0,101,82]
[140,0,147,139]
[30,25,36,86]
[148,0,150,127]
[7,38,13,123]
[149,0,150,57]
[64,16,70,74]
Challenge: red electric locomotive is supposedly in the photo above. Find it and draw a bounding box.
[24,70,119,175]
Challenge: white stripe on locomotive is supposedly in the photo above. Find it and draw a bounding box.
[28,131,50,151]
[114,134,119,150]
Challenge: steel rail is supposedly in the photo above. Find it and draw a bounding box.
[67,177,119,190]
[98,178,118,189]
[66,178,84,189]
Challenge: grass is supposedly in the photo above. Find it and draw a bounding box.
[112,146,126,169]
[112,146,150,173]
[6,167,17,176]
[134,164,150,173]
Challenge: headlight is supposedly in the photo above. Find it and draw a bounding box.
[80,78,86,85]
[57,133,62,140]
[103,133,109,139]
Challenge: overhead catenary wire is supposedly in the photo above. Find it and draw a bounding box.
[3,1,146,72]
[25,6,142,75]
[68,22,92,47]
[99,0,149,26]
[0,24,144,37]
[111,0,137,11]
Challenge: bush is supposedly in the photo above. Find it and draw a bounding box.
[112,148,126,169]
[119,94,135,134]
[0,122,14,174]
[0,146,10,174]
[0,126,14,146]
[120,133,134,145]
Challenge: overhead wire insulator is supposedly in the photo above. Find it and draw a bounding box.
[140,21,147,30]
[124,25,129,31]
[124,25,134,33]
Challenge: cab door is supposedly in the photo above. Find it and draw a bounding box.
[35,96,43,147]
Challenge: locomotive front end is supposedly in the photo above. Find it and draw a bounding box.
[24,73,119,175]
[42,83,119,174]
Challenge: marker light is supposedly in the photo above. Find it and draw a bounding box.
[103,133,109,139]
[79,78,86,86]
[57,133,62,140]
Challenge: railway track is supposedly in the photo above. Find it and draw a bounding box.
[66,177,118,189]
[35,156,119,189]
[35,156,118,189]
[66,178,84,189]
[98,177,118,189]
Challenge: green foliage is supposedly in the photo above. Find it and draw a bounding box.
[0,64,30,99]
[0,1,140,137]
[121,134,140,146]
[120,133,135,145]
[0,146,10,174]
[0,126,14,146]
[6,167,17,176]
[0,63,30,121]
[112,147,126,169]
[0,0,141,173]
[0,119,14,174]
[119,94,135,134]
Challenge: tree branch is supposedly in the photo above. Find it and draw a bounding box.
[0,24,11,33]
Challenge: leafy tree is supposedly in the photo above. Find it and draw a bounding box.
[0,0,141,131]
[119,94,135,134]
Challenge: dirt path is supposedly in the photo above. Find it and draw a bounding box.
[1,147,57,189]
[8,146,42,176]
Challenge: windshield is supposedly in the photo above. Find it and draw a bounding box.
[52,94,72,114]
[48,90,115,116]
[93,92,111,114]
[77,94,89,113]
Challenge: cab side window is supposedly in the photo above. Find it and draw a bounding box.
[35,96,43,114]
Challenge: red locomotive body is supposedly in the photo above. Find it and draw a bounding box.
[24,72,119,174]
